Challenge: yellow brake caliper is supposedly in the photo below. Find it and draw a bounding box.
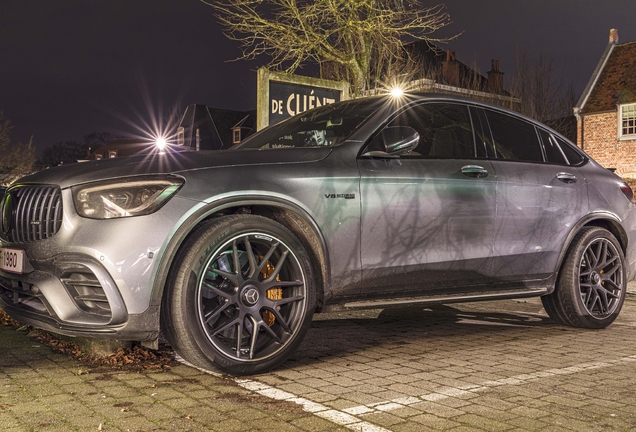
[260,258,282,326]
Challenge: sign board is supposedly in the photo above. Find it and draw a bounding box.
[257,68,349,131]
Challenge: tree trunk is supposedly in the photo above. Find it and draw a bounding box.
[352,66,366,98]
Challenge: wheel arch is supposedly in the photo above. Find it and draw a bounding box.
[150,196,329,322]
[581,217,628,254]
[552,212,628,294]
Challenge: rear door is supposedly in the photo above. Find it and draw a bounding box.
[482,108,588,283]
[358,102,497,296]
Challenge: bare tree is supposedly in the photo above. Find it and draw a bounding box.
[208,0,452,96]
[508,48,575,122]
[39,132,112,167]
[0,112,36,185]
[39,141,85,167]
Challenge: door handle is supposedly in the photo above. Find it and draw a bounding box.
[461,165,488,178]
[557,172,577,184]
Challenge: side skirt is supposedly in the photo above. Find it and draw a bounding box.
[321,288,549,313]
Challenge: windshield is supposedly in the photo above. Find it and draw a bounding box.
[233,98,384,150]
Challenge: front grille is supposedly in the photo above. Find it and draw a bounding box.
[2,186,63,243]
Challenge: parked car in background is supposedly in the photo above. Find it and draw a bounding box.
[1,94,634,375]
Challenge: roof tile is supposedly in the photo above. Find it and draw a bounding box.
[582,41,636,113]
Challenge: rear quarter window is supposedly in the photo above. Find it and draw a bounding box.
[538,128,567,164]
[555,136,585,165]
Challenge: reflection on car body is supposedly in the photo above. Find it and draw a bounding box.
[0,94,634,375]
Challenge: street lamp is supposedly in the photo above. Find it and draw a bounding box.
[155,137,167,151]
[390,87,404,98]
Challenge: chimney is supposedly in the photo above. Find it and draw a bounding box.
[442,49,460,87]
[609,28,619,44]
[487,59,504,94]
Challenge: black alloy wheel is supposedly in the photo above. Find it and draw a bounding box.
[162,215,316,375]
[578,236,623,318]
[542,226,626,329]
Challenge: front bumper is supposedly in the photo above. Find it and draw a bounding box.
[0,189,198,340]
[0,253,161,341]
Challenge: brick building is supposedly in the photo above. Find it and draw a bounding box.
[574,29,636,176]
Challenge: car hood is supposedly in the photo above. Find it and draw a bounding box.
[17,147,333,189]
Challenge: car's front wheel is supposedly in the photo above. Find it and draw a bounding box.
[161,215,316,375]
[542,226,626,329]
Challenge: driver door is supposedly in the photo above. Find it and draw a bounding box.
[358,102,497,296]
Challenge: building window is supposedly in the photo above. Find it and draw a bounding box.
[109,150,117,159]
[177,127,184,146]
[620,103,636,138]
[95,154,103,160]
[233,128,241,144]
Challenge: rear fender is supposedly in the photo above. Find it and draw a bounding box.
[549,211,627,294]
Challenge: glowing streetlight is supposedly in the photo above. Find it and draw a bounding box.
[390,87,404,98]
[155,137,167,150]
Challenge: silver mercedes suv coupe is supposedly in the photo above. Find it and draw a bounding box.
[1,94,635,375]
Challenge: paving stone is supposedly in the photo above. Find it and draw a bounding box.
[63,413,107,429]
[289,415,350,431]
[4,295,636,431]
[391,422,437,432]
[509,405,550,419]
[110,415,162,431]
[160,396,201,410]
[453,413,512,431]
[410,413,462,429]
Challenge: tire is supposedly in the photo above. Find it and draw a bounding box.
[161,214,316,375]
[543,226,626,329]
[540,293,572,326]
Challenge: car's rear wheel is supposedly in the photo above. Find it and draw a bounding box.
[162,214,316,375]
[543,226,626,329]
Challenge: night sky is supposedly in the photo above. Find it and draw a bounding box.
[2,0,636,152]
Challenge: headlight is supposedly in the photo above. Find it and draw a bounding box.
[72,176,184,219]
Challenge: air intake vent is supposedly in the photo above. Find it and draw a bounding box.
[1,186,63,243]
[61,271,111,318]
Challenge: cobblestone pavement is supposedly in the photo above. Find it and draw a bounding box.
[3,292,636,431]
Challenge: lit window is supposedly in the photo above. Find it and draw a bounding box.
[109,150,117,159]
[621,103,636,137]
[177,127,185,146]
[95,154,103,160]
[233,128,241,144]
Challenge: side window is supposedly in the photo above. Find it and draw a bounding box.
[555,136,585,165]
[469,107,493,158]
[538,128,567,164]
[386,103,475,159]
[485,110,544,163]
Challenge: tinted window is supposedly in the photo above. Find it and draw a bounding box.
[469,107,493,158]
[384,103,475,159]
[555,136,585,165]
[485,110,544,162]
[538,129,567,164]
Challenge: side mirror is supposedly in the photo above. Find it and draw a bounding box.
[326,117,343,127]
[363,126,419,158]
[384,126,419,154]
